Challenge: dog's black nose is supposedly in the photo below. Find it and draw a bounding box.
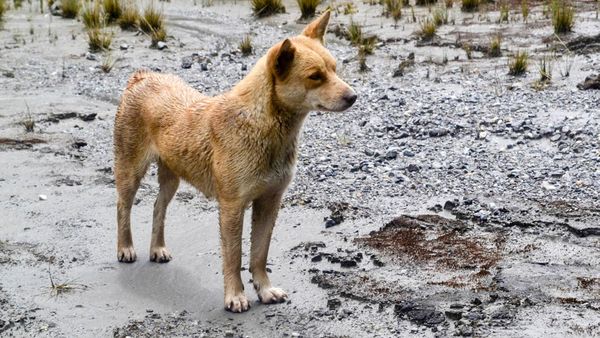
[344,93,358,106]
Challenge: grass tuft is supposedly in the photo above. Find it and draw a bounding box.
[551,0,574,34]
[521,0,529,22]
[384,0,402,27]
[61,0,81,19]
[150,26,166,47]
[82,2,104,30]
[0,0,6,22]
[118,3,139,30]
[239,35,252,56]
[252,0,285,17]
[461,0,479,12]
[297,0,320,19]
[418,18,436,40]
[88,28,112,52]
[347,20,363,45]
[499,1,509,23]
[488,35,501,57]
[140,3,164,33]
[433,7,448,26]
[103,0,122,23]
[101,54,116,73]
[538,54,553,82]
[508,50,528,76]
[20,104,35,133]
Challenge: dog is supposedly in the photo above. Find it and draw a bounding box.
[113,10,356,313]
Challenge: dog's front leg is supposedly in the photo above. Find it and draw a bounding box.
[219,199,249,312]
[250,192,288,304]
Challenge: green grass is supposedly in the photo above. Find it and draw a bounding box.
[297,0,320,19]
[82,3,103,30]
[384,0,402,27]
[551,0,574,34]
[461,0,479,12]
[347,20,363,45]
[61,0,81,19]
[499,1,509,23]
[521,0,529,22]
[251,0,285,17]
[508,50,528,75]
[88,28,112,52]
[239,35,252,55]
[103,0,122,23]
[489,35,501,57]
[140,3,164,33]
[418,18,436,40]
[118,3,139,30]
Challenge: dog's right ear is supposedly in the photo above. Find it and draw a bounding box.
[267,39,296,80]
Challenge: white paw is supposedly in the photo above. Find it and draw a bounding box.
[224,292,250,313]
[117,246,137,263]
[150,246,172,263]
[257,287,288,304]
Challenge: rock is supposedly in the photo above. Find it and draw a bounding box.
[200,63,209,71]
[120,44,129,50]
[577,74,600,90]
[327,298,342,310]
[385,150,398,160]
[79,113,96,121]
[181,56,193,69]
[340,260,357,268]
[72,140,87,148]
[50,1,62,16]
[403,150,415,157]
[443,200,458,210]
[445,310,462,320]
[428,128,449,137]
[394,302,445,327]
[157,41,167,50]
[85,52,97,61]
[311,254,322,262]
[39,194,47,201]
[407,164,420,172]
[241,64,247,71]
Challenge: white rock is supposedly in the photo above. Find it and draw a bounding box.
[39,194,47,201]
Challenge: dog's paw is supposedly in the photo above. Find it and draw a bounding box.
[257,287,288,304]
[224,292,250,313]
[150,247,172,263]
[117,246,137,263]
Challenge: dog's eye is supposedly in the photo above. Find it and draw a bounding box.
[308,73,323,81]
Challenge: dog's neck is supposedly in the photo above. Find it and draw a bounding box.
[230,57,308,138]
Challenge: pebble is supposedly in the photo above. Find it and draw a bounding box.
[38,194,47,201]
[85,52,97,61]
[157,41,167,50]
[120,44,129,50]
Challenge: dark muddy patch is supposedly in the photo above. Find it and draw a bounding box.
[0,137,46,150]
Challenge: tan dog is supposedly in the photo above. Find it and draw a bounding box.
[113,11,356,313]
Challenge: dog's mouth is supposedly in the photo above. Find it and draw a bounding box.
[316,103,351,112]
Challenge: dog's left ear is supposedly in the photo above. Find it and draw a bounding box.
[302,10,331,43]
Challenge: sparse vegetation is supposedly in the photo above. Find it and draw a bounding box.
[239,35,252,56]
[82,3,104,30]
[252,0,285,17]
[103,0,122,23]
[140,3,164,33]
[461,0,479,12]
[433,7,448,26]
[20,104,35,133]
[0,0,6,22]
[150,26,167,47]
[463,42,472,59]
[384,0,402,27]
[118,3,139,30]
[489,35,501,57]
[343,2,357,15]
[508,50,528,75]
[538,54,553,82]
[347,20,363,45]
[297,0,320,19]
[358,48,368,72]
[88,28,112,52]
[101,54,116,73]
[418,18,436,40]
[61,0,81,19]
[415,0,436,6]
[521,0,529,22]
[499,2,509,23]
[49,270,86,297]
[551,0,574,34]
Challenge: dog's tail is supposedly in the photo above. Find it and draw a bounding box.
[125,69,151,91]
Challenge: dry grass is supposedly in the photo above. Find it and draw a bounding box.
[489,35,501,57]
[538,54,553,82]
[252,0,285,17]
[433,7,448,26]
[150,26,167,47]
[20,104,35,133]
[347,20,363,45]
[103,0,122,23]
[499,1,509,23]
[239,35,252,55]
[118,3,139,30]
[101,54,116,73]
[521,0,529,22]
[551,0,574,34]
[297,0,320,19]
[418,18,436,40]
[88,28,112,52]
[384,0,402,27]
[0,0,6,22]
[461,0,479,12]
[48,270,86,297]
[508,50,528,75]
[445,0,453,8]
[140,3,164,33]
[415,0,436,6]
[82,2,104,30]
[61,0,81,19]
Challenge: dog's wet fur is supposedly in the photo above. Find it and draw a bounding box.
[113,11,356,312]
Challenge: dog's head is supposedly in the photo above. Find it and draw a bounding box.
[267,11,357,113]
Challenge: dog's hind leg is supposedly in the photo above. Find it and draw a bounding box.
[250,191,288,304]
[149,160,180,263]
[115,154,150,263]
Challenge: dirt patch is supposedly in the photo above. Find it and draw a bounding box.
[0,137,46,150]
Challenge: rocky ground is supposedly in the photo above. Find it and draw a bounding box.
[1,0,600,337]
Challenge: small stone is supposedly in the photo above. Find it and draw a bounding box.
[157,41,167,50]
[311,254,322,262]
[241,64,247,71]
[85,52,97,61]
[39,194,47,201]
[120,43,129,50]
[445,310,462,320]
[403,150,415,157]
[327,298,342,310]
[407,164,420,172]
[385,150,398,160]
[181,56,193,69]
[340,260,357,268]
[443,200,458,210]
[200,63,209,71]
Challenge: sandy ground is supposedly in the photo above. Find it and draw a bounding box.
[1,0,600,337]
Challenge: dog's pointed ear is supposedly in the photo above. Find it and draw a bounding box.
[267,38,296,80]
[302,10,331,43]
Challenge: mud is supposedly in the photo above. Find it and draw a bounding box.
[1,0,600,337]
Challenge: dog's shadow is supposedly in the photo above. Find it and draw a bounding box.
[116,259,220,312]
